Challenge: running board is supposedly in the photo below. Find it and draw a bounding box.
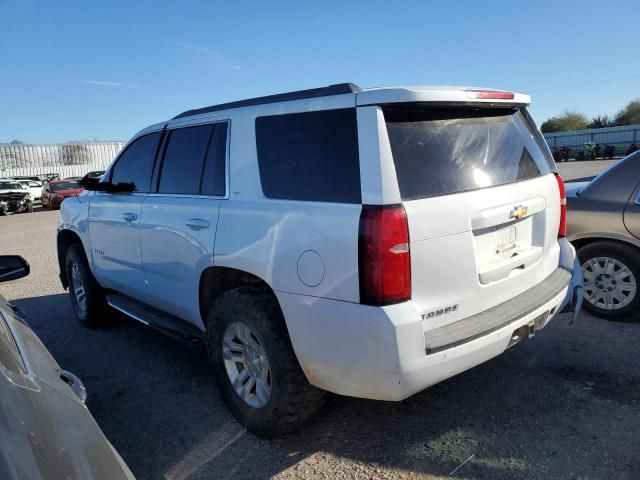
[106,293,204,347]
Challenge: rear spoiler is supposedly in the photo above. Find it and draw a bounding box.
[357,86,530,108]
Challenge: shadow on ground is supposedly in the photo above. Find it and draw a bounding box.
[13,294,640,480]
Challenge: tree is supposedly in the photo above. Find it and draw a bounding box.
[60,144,91,165]
[540,111,590,133]
[614,99,640,126]
[588,114,615,129]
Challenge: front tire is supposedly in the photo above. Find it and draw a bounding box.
[65,244,108,327]
[578,241,640,322]
[206,286,325,437]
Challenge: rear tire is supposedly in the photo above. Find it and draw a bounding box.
[578,241,640,322]
[65,244,108,327]
[206,286,325,437]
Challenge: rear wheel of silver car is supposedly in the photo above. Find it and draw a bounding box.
[206,286,325,437]
[65,244,108,327]
[578,241,640,322]
[222,321,272,408]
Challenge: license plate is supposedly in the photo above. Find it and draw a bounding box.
[495,225,517,254]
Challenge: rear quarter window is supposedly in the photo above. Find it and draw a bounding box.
[255,108,361,204]
[384,106,553,200]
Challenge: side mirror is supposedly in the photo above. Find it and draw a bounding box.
[79,175,135,193]
[0,256,30,282]
[79,175,101,190]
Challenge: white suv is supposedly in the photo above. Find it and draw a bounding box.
[57,83,583,436]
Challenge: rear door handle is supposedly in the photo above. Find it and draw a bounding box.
[122,212,138,222]
[185,218,210,230]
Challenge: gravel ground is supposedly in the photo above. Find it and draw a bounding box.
[1,160,638,480]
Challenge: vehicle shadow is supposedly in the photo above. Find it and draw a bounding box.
[13,294,640,480]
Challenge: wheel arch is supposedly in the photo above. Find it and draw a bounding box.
[198,266,283,329]
[57,229,84,289]
[572,236,640,255]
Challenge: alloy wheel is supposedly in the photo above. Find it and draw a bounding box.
[70,263,87,314]
[222,321,272,408]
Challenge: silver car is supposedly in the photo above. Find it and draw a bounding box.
[0,255,133,479]
[566,151,640,321]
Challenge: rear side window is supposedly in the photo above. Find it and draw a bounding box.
[255,109,361,203]
[159,125,212,194]
[157,123,227,195]
[110,132,161,192]
[384,106,553,200]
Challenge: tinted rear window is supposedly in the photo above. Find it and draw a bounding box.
[384,106,552,200]
[159,125,213,195]
[255,108,361,203]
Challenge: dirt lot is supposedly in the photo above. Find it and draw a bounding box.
[0,160,637,479]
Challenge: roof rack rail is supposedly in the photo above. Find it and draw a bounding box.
[172,82,361,119]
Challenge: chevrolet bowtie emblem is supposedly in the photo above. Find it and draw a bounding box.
[510,205,528,220]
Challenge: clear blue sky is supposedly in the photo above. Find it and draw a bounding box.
[2,0,639,143]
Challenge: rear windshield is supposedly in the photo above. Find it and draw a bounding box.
[52,181,79,191]
[384,106,553,200]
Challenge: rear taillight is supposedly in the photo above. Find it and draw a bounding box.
[358,205,411,305]
[555,173,567,237]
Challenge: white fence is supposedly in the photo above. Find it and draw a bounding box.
[544,124,640,151]
[0,142,125,179]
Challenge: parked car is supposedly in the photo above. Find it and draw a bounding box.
[11,175,41,183]
[0,255,133,479]
[0,180,33,215]
[16,179,43,201]
[38,172,60,182]
[58,83,583,436]
[0,180,29,195]
[41,179,83,209]
[566,151,640,321]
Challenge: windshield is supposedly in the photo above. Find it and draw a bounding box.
[0,182,23,190]
[52,181,80,192]
[384,106,554,200]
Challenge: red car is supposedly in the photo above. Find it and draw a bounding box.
[41,179,83,209]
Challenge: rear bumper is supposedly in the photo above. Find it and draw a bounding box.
[557,238,584,320]
[278,238,582,401]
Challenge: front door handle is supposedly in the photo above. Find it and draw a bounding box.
[185,218,210,230]
[122,212,138,222]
